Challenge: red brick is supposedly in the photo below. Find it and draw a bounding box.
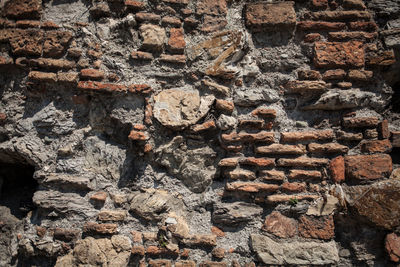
[259,170,285,181]
[239,157,275,167]
[314,41,365,68]
[199,262,227,267]
[245,2,296,32]
[215,99,234,114]
[43,30,73,58]
[159,54,186,64]
[28,71,57,83]
[221,144,242,152]
[77,81,127,93]
[282,182,307,193]
[4,0,42,19]
[307,11,372,21]
[262,211,298,238]
[83,222,117,235]
[128,130,149,141]
[343,0,366,10]
[225,169,256,180]
[201,16,227,32]
[191,120,216,133]
[196,0,227,16]
[307,142,349,154]
[80,69,105,80]
[322,69,346,80]
[297,70,322,81]
[392,131,400,147]
[361,139,392,153]
[345,154,393,180]
[299,215,335,240]
[225,182,279,193]
[256,144,306,155]
[342,117,379,128]
[348,21,378,31]
[135,12,161,23]
[277,157,329,167]
[280,130,334,143]
[366,50,396,66]
[125,0,146,10]
[237,120,263,129]
[328,31,377,42]
[128,84,152,94]
[385,233,400,262]
[297,21,346,31]
[288,170,322,180]
[168,28,185,53]
[330,156,345,183]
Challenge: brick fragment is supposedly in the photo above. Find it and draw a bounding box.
[30,58,75,70]
[131,245,145,256]
[285,80,327,94]
[238,119,264,129]
[28,71,57,83]
[83,222,117,235]
[225,182,279,193]
[314,41,365,68]
[4,0,42,19]
[288,170,322,180]
[202,80,230,96]
[361,139,392,153]
[225,169,256,180]
[391,131,400,147]
[0,55,13,66]
[364,129,379,139]
[0,113,7,123]
[90,191,107,202]
[128,130,149,141]
[343,0,366,10]
[379,119,390,139]
[131,51,154,61]
[191,120,216,133]
[322,69,346,80]
[255,144,306,155]
[308,142,349,154]
[168,28,185,53]
[41,20,59,29]
[330,156,345,183]
[9,29,44,56]
[16,20,40,28]
[162,16,182,27]
[245,2,296,32]
[67,47,82,58]
[125,0,145,10]
[199,262,227,267]
[297,70,322,81]
[297,21,346,31]
[211,226,225,237]
[215,99,234,114]
[53,228,79,242]
[218,158,239,167]
[239,157,275,167]
[336,130,363,141]
[43,30,73,58]
[348,69,373,81]
[299,215,335,240]
[80,69,104,80]
[312,0,328,9]
[159,54,186,64]
[277,157,329,167]
[196,0,227,16]
[77,81,127,93]
[304,33,321,43]
[136,12,161,23]
[175,261,196,267]
[281,130,334,143]
[342,117,379,128]
[57,72,79,84]
[345,154,393,180]
[128,84,152,94]
[212,247,225,259]
[163,0,189,4]
[221,131,274,143]
[182,234,217,247]
[385,233,400,262]
[262,211,298,238]
[307,11,372,21]
[282,182,307,193]
[328,31,377,42]
[146,245,179,257]
[259,170,285,181]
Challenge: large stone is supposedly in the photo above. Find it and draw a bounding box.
[140,24,166,51]
[212,202,263,225]
[251,234,339,265]
[155,136,217,192]
[262,211,298,238]
[153,89,214,130]
[314,41,365,68]
[345,154,392,181]
[343,180,400,229]
[245,2,296,32]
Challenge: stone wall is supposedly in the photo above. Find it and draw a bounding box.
[0,0,400,266]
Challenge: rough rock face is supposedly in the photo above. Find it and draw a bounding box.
[0,0,400,265]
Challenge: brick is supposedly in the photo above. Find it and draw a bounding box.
[307,143,349,154]
[281,130,334,143]
[307,11,372,21]
[256,144,306,155]
[297,21,346,31]
[146,246,179,257]
[225,182,279,193]
[215,99,234,114]
[201,16,227,32]
[67,47,82,58]
[221,131,274,143]
[87,49,102,59]
[77,81,127,93]
[385,233,400,262]
[288,170,322,180]
[312,0,328,9]
[80,69,105,80]
[366,50,396,66]
[314,41,365,68]
[238,119,264,129]
[379,119,390,139]
[259,170,285,181]
[361,139,392,153]
[245,2,296,32]
[131,245,145,256]
[199,262,227,267]
[282,182,307,193]
[392,131,400,147]
[218,158,239,167]
[347,69,373,81]
[202,80,230,96]
[57,72,79,84]
[262,211,298,238]
[128,84,152,94]
[43,30,73,58]
[182,234,217,247]
[211,226,225,237]
[239,157,275,167]
[330,156,345,183]
[30,58,75,70]
[348,21,378,31]
[142,232,157,242]
[148,260,172,267]
[28,71,57,83]
[191,120,216,133]
[16,20,40,28]
[226,169,256,180]
[345,154,393,180]
[4,0,41,19]
[221,144,242,152]
[41,20,59,29]
[125,0,146,10]
[83,222,117,235]
[36,226,46,238]
[128,130,149,141]
[336,130,363,141]
[131,51,154,61]
[299,215,335,240]
[168,28,185,53]
[285,80,327,94]
[342,117,379,128]
[297,70,322,81]
[175,261,196,267]
[9,29,44,56]
[364,129,379,139]
[135,12,161,23]
[90,191,107,202]
[163,0,189,4]
[53,228,79,242]
[159,54,186,64]
[266,194,319,203]
[98,210,126,221]
[304,33,322,43]
[328,31,377,42]
[277,157,329,167]
[162,16,182,27]
[196,0,227,16]
[251,108,276,118]
[322,69,346,80]
[343,0,366,10]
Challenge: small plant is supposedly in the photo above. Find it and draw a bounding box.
[288,197,298,207]
[158,233,168,248]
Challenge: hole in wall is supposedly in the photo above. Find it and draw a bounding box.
[0,163,37,219]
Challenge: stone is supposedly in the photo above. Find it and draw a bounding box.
[307,195,339,216]
[385,233,400,262]
[4,0,42,19]
[345,154,392,180]
[245,2,296,32]
[343,180,400,229]
[212,247,225,259]
[226,169,256,180]
[212,202,263,225]
[251,234,339,265]
[288,170,322,180]
[155,136,217,192]
[202,80,230,96]
[98,210,126,221]
[225,182,279,193]
[216,114,237,130]
[140,24,166,51]
[391,168,400,180]
[196,0,227,16]
[298,215,335,240]
[314,41,365,68]
[153,89,214,130]
[129,189,185,221]
[262,211,298,238]
[330,156,345,183]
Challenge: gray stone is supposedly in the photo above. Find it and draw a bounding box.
[155,136,217,192]
[212,202,263,225]
[216,114,237,130]
[234,87,280,106]
[251,234,339,265]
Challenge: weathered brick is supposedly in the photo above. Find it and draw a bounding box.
[212,247,225,259]
[348,21,378,31]
[4,0,42,19]
[322,69,346,80]
[285,80,327,94]
[238,119,264,129]
[182,234,217,247]
[288,170,322,180]
[226,182,279,193]
[83,222,117,235]
[168,28,185,53]
[0,55,13,66]
[202,80,230,96]
[307,143,349,154]
[226,169,256,180]
[281,130,334,143]
[43,30,73,58]
[266,194,319,203]
[245,2,296,32]
[392,131,400,147]
[345,154,393,180]
[361,139,392,153]
[365,129,379,139]
[314,41,365,68]
[77,81,127,93]
[348,69,373,81]
[196,0,227,16]
[135,12,161,23]
[98,210,126,221]
[131,51,154,60]
[330,156,345,183]
[191,120,216,133]
[299,215,335,240]
[222,131,274,143]
[30,58,75,70]
[218,158,239,167]
[9,29,44,56]
[146,246,179,256]
[312,0,328,9]
[307,11,372,21]
[297,21,346,31]
[259,170,285,181]
[41,20,59,29]
[256,144,306,155]
[215,99,234,114]
[342,117,379,128]
[128,84,152,94]
[239,157,275,167]
[385,233,400,263]
[162,0,189,4]
[282,182,307,192]
[262,211,298,238]
[366,50,396,66]
[28,71,57,83]
[57,72,79,84]
[159,54,186,64]
[328,31,377,42]
[125,0,146,10]
[277,157,329,167]
[297,70,322,81]
[0,113,7,123]
[80,69,105,80]
[336,130,363,141]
